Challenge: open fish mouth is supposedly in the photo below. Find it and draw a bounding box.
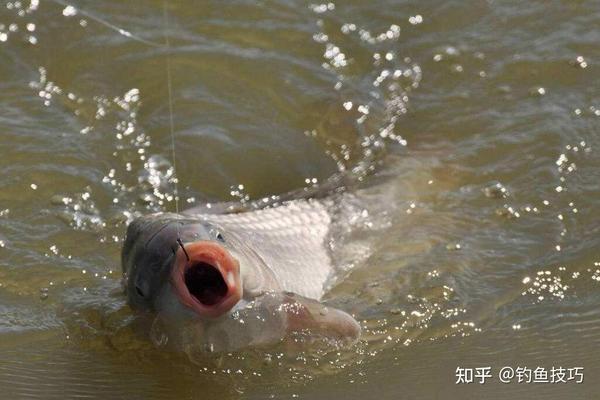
[170,241,242,318]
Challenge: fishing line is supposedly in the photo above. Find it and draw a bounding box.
[49,0,182,213]
[50,0,185,250]
[49,0,164,47]
[161,2,185,254]
[162,1,180,214]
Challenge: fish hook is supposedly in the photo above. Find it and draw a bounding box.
[176,238,190,262]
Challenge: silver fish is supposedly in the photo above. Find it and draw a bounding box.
[121,197,361,352]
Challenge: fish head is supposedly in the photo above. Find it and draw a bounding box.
[121,214,242,320]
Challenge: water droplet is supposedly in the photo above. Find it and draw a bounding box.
[62,5,77,17]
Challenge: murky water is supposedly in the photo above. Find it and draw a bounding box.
[1,0,599,398]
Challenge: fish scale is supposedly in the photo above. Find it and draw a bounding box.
[191,198,334,300]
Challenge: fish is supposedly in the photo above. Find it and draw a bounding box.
[121,196,361,352]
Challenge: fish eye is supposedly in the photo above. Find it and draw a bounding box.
[209,227,226,243]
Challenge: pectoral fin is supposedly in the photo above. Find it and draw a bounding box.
[278,292,361,345]
[164,291,361,354]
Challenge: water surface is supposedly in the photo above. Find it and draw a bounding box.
[0,0,599,398]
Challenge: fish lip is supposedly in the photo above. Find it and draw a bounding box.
[171,240,242,318]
